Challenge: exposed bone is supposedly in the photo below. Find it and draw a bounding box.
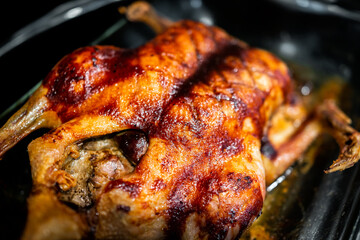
[119,1,173,34]
[318,99,360,173]
[0,86,61,157]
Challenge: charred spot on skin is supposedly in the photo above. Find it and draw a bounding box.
[220,137,244,154]
[221,172,254,192]
[260,135,277,160]
[104,179,141,198]
[114,130,149,166]
[151,179,167,192]
[116,204,131,213]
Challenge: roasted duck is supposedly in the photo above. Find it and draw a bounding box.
[0,2,359,240]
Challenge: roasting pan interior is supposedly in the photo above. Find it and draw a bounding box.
[0,0,359,239]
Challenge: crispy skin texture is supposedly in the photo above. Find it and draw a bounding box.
[0,21,292,239]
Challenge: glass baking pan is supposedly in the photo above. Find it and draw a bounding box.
[0,0,359,239]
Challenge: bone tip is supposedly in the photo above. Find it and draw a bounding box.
[118,1,153,21]
[325,160,357,174]
[324,168,333,174]
[324,166,339,174]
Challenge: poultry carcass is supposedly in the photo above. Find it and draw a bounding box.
[0,2,359,240]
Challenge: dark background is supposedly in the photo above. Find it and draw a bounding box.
[0,0,69,45]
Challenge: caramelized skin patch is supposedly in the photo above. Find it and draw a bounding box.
[43,21,233,126]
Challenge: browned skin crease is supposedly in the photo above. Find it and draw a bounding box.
[150,49,264,238]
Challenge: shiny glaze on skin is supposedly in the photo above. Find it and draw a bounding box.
[84,21,289,239]
[0,20,292,240]
[43,21,231,125]
[45,21,290,239]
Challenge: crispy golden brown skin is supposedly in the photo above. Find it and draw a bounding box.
[0,18,358,240]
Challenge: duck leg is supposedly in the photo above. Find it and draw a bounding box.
[319,99,360,173]
[22,115,129,240]
[0,86,61,157]
[263,98,360,185]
